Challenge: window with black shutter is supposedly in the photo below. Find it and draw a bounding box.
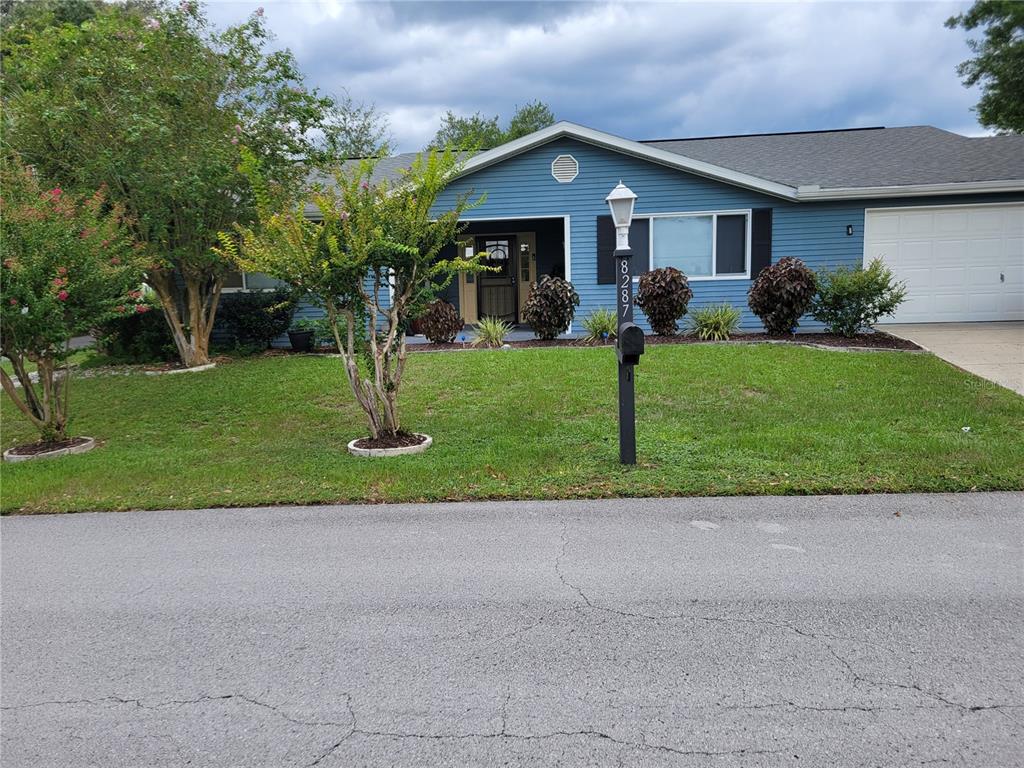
[650,211,752,278]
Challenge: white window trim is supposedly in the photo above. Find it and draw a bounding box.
[221,271,285,293]
[638,208,752,281]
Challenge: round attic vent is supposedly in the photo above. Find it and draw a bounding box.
[551,154,579,183]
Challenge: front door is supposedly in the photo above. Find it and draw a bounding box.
[476,236,518,322]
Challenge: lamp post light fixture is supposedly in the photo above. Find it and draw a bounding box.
[606,180,637,249]
[605,181,644,465]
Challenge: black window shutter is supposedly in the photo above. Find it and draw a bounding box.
[750,208,773,277]
[597,216,649,284]
[596,215,615,284]
[630,218,650,275]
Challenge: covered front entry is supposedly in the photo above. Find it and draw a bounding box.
[442,217,567,325]
[476,235,519,322]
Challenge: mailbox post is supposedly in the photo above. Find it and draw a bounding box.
[606,182,644,464]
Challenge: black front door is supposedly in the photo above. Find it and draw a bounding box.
[476,236,517,322]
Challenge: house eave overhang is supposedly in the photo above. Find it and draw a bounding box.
[794,179,1024,201]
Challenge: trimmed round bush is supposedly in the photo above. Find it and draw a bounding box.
[635,267,693,336]
[810,258,907,337]
[419,299,464,343]
[522,275,580,340]
[747,257,817,335]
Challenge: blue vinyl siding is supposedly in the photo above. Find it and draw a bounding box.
[279,136,1022,341]
[434,137,1023,331]
[270,273,389,348]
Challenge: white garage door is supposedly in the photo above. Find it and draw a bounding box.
[864,203,1023,323]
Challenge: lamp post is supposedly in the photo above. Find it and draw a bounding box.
[606,181,643,464]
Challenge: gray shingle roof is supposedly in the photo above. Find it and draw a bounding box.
[308,125,1023,206]
[306,153,421,191]
[304,152,476,216]
[644,126,1024,189]
[311,151,476,189]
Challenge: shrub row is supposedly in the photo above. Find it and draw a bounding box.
[102,259,904,359]
[747,257,905,337]
[581,258,905,340]
[94,289,298,363]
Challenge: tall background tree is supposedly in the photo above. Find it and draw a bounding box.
[430,100,556,149]
[2,0,389,367]
[947,0,1024,133]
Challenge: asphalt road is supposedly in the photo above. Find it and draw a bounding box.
[2,493,1022,767]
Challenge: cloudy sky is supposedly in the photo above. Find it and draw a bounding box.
[206,0,984,152]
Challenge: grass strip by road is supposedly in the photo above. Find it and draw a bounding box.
[3,343,1022,513]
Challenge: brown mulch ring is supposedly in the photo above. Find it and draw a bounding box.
[352,432,428,450]
[6,436,92,457]
[398,331,922,353]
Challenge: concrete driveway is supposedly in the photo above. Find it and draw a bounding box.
[881,322,1023,394]
[2,494,1022,767]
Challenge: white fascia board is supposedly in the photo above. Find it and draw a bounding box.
[454,121,799,201]
[795,178,1024,201]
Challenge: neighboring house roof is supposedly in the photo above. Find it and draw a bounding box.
[305,152,469,215]
[311,121,1024,205]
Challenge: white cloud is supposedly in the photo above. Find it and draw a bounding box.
[205,0,982,150]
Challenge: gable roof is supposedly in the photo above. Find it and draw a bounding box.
[453,121,1024,201]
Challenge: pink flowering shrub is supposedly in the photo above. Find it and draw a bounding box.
[1,158,147,443]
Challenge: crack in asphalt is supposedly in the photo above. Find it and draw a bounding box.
[339,726,784,760]
[554,517,1023,719]
[7,518,1019,766]
[2,692,356,730]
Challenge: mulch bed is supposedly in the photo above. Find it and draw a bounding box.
[7,436,92,457]
[399,331,922,353]
[352,432,428,450]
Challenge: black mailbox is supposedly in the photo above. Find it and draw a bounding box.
[617,322,645,365]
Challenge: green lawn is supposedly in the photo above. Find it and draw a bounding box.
[3,344,1022,513]
[1,349,93,377]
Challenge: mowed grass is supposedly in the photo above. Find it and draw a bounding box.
[2,344,1022,513]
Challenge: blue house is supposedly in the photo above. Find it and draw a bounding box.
[232,121,1024,333]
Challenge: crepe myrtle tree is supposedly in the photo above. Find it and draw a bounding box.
[0,159,146,443]
[219,148,487,440]
[3,2,385,368]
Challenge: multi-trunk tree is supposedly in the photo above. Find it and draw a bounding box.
[0,158,147,444]
[2,1,388,367]
[218,149,485,441]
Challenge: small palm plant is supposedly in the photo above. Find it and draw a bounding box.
[582,308,617,344]
[687,303,741,341]
[472,316,513,348]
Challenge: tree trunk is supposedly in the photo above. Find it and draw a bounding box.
[328,304,391,440]
[0,354,67,442]
[146,269,223,368]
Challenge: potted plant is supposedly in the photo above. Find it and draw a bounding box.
[287,318,317,352]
